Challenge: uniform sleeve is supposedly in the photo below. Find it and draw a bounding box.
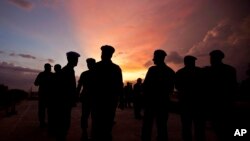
[76,73,84,95]
[34,73,41,86]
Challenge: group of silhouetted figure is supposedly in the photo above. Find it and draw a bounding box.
[34,45,250,141]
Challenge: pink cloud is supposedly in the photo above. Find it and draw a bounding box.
[8,0,33,10]
[0,61,40,90]
[67,0,198,80]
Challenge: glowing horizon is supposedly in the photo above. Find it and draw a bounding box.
[0,0,249,90]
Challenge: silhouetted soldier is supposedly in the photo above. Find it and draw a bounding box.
[56,52,80,141]
[175,55,205,141]
[205,50,237,141]
[118,83,125,110]
[124,82,133,108]
[141,49,175,141]
[54,64,62,73]
[48,64,61,136]
[233,64,250,140]
[133,78,143,119]
[76,58,96,141]
[91,45,123,141]
[34,63,53,128]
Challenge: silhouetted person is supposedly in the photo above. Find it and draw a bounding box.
[34,63,53,128]
[175,56,205,141]
[55,52,80,141]
[234,64,250,140]
[133,78,143,119]
[118,83,125,110]
[141,50,175,141]
[76,58,96,141]
[54,64,62,73]
[204,50,237,141]
[91,45,123,141]
[124,82,133,108]
[47,64,62,136]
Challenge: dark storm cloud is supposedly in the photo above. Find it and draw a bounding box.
[0,61,40,73]
[8,0,33,10]
[47,58,55,63]
[0,61,40,90]
[166,51,183,64]
[9,53,36,60]
[188,16,250,81]
[144,60,153,68]
[18,53,36,59]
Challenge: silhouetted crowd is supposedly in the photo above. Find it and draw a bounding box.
[34,45,250,141]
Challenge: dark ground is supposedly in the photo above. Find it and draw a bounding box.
[0,100,222,141]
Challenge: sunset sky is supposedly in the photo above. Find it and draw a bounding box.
[0,0,250,91]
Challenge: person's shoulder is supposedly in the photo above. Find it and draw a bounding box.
[223,63,235,69]
[79,71,86,77]
[148,65,156,70]
[113,63,121,68]
[176,67,185,74]
[222,64,236,73]
[165,65,175,74]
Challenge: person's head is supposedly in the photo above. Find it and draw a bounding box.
[100,45,115,61]
[184,55,197,68]
[86,58,96,70]
[209,50,224,66]
[66,51,80,67]
[137,78,142,84]
[153,49,167,65]
[44,63,52,72]
[54,64,61,73]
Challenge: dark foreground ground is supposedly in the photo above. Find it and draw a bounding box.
[0,100,248,141]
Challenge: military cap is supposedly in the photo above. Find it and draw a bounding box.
[101,45,115,54]
[184,55,197,61]
[86,58,96,63]
[209,50,224,59]
[154,49,167,57]
[66,51,80,58]
[44,63,52,67]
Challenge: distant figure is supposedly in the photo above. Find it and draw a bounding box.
[141,50,175,141]
[124,82,133,108]
[76,58,96,141]
[47,64,61,135]
[34,63,53,128]
[133,78,143,119]
[204,50,237,141]
[91,45,123,141]
[54,64,62,73]
[175,56,205,141]
[56,52,80,141]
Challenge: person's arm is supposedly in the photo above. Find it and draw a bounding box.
[34,73,41,86]
[76,73,83,97]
